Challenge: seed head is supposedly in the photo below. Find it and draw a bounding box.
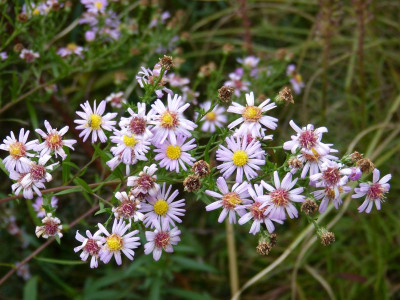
[288,157,303,169]
[17,13,28,23]
[222,43,234,54]
[275,86,294,105]
[191,160,211,178]
[13,43,24,53]
[218,86,234,103]
[350,151,363,163]
[356,158,375,173]
[256,241,272,256]
[183,175,201,192]
[301,198,318,215]
[159,55,173,70]
[318,228,335,246]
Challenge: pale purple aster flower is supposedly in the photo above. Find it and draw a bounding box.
[16,262,31,280]
[283,120,331,156]
[57,43,84,57]
[349,167,362,181]
[154,135,196,173]
[127,164,160,199]
[119,103,154,138]
[167,73,190,87]
[79,12,98,26]
[294,146,338,178]
[287,64,304,94]
[237,56,260,69]
[35,213,63,239]
[98,218,141,265]
[260,171,305,220]
[10,170,43,200]
[149,93,197,144]
[144,221,181,261]
[33,196,58,218]
[112,191,144,222]
[198,101,227,133]
[22,3,48,17]
[149,10,170,28]
[310,161,352,188]
[74,230,103,268]
[74,100,117,143]
[238,183,283,234]
[0,52,7,60]
[353,169,391,213]
[140,183,185,229]
[81,0,108,14]
[19,49,40,63]
[205,177,251,224]
[228,92,278,138]
[224,72,250,97]
[34,120,77,159]
[136,66,173,98]
[216,135,265,183]
[0,129,37,173]
[313,184,352,213]
[85,30,96,42]
[105,92,126,108]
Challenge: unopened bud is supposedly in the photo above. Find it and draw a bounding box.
[218,86,234,103]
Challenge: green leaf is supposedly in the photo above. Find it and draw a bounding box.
[62,148,71,184]
[171,256,217,273]
[26,101,39,131]
[34,257,85,265]
[54,187,82,196]
[73,178,93,193]
[23,276,38,300]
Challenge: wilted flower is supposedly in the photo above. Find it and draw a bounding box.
[183,174,201,192]
[191,160,211,178]
[35,213,63,239]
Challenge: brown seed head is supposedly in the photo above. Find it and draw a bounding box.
[222,43,234,54]
[191,160,211,178]
[183,175,201,192]
[275,86,294,104]
[301,198,318,215]
[356,158,375,173]
[159,55,173,70]
[218,86,234,103]
[256,241,272,256]
[13,43,24,53]
[320,231,335,246]
[17,13,28,23]
[288,157,303,169]
[350,151,363,163]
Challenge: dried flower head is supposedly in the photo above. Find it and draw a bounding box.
[301,198,318,215]
[14,43,24,53]
[183,175,201,192]
[191,160,211,178]
[17,13,28,22]
[269,233,277,247]
[288,157,303,169]
[159,55,173,70]
[218,86,234,103]
[199,61,216,77]
[350,151,363,163]
[256,241,272,256]
[275,86,294,104]
[318,228,335,246]
[356,158,375,173]
[222,43,234,54]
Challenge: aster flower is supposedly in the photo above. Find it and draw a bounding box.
[57,43,84,57]
[224,72,250,97]
[260,171,305,220]
[237,56,260,69]
[35,213,63,239]
[136,66,172,98]
[98,218,141,265]
[205,177,251,224]
[313,185,352,213]
[238,183,283,234]
[216,135,265,183]
[105,92,126,108]
[154,135,196,173]
[119,103,153,137]
[141,183,185,228]
[34,120,77,159]
[127,164,160,198]
[149,10,171,28]
[15,262,31,281]
[198,101,227,133]
[74,100,117,143]
[10,170,43,200]
[227,92,278,137]
[294,146,338,178]
[167,73,190,87]
[19,155,58,199]
[287,64,304,94]
[74,230,103,268]
[81,0,108,14]
[33,196,58,218]
[19,49,40,63]
[112,191,144,222]
[0,52,7,60]
[310,161,352,188]
[22,3,48,17]
[144,221,181,261]
[283,120,330,156]
[349,167,362,181]
[0,129,37,173]
[149,93,197,144]
[352,169,391,213]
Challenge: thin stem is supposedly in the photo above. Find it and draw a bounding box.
[226,220,240,298]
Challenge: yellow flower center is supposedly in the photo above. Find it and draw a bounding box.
[242,106,261,122]
[95,1,103,9]
[67,43,77,51]
[123,134,138,148]
[166,145,181,160]
[161,111,177,128]
[9,142,25,159]
[153,199,169,216]
[205,111,217,121]
[88,114,102,130]
[222,192,242,209]
[295,74,303,83]
[33,8,40,15]
[106,233,123,251]
[232,150,248,166]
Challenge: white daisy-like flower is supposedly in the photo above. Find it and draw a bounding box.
[154,135,196,173]
[216,135,265,183]
[205,177,251,224]
[81,0,107,14]
[19,49,40,63]
[149,93,197,144]
[98,218,141,265]
[136,66,172,98]
[57,43,84,57]
[9,170,44,200]
[74,100,117,143]
[237,56,260,69]
[144,221,181,261]
[227,92,278,138]
[35,213,63,239]
[283,120,330,156]
[352,169,391,213]
[238,183,283,234]
[260,171,305,220]
[33,196,58,218]
[34,120,77,159]
[119,103,153,137]
[74,230,103,268]
[141,183,185,229]
[112,191,144,222]
[287,64,304,94]
[105,92,126,108]
[127,164,160,199]
[198,101,227,133]
[224,72,250,97]
[294,146,338,178]
[0,129,37,173]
